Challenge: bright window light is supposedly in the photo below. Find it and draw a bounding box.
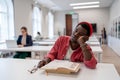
[70,1,100,6]
[48,12,54,39]
[73,5,100,9]
[32,6,42,38]
[0,0,14,42]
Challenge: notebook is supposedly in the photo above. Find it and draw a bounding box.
[41,60,80,74]
[6,40,18,48]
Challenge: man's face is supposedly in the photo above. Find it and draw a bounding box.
[71,25,87,42]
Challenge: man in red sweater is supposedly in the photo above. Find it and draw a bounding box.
[37,22,97,69]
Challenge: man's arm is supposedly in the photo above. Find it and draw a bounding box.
[77,36,97,68]
[37,36,62,68]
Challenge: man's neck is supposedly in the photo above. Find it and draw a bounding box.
[69,39,80,50]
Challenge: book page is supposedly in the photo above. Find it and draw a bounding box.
[41,60,80,71]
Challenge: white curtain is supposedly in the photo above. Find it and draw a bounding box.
[48,11,54,39]
[32,6,42,37]
[0,0,14,42]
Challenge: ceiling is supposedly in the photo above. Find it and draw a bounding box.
[36,0,115,11]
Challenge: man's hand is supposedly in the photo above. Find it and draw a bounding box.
[37,58,51,68]
[77,36,92,60]
[37,60,47,68]
[77,36,89,44]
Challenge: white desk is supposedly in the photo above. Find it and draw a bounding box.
[0,45,52,58]
[91,46,102,53]
[0,44,102,62]
[0,46,52,52]
[42,39,57,42]
[91,46,103,62]
[87,41,100,46]
[88,38,99,42]
[88,36,99,42]
[33,41,55,45]
[0,59,119,80]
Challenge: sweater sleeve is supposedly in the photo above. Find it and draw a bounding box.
[83,45,97,69]
[46,37,61,60]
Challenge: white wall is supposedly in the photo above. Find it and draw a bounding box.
[41,7,49,37]
[110,0,120,19]
[14,0,33,37]
[108,36,120,56]
[54,8,110,35]
[54,11,66,35]
[13,0,110,39]
[108,0,120,56]
[13,0,53,38]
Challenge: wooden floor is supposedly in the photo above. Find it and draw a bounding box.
[101,44,120,76]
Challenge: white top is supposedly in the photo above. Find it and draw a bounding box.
[0,59,119,80]
[64,46,73,60]
[35,35,42,41]
[21,36,26,45]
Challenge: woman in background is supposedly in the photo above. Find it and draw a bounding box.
[101,27,107,44]
[35,32,43,41]
[14,26,33,59]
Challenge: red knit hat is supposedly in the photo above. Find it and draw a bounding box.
[77,22,93,36]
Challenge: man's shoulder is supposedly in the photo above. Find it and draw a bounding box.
[59,35,70,39]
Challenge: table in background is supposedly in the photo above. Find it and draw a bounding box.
[41,38,57,42]
[0,43,103,62]
[0,45,53,59]
[87,41,100,46]
[91,46,103,62]
[88,38,99,42]
[33,41,55,46]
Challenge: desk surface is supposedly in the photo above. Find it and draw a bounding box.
[33,41,55,45]
[88,38,99,42]
[87,41,100,46]
[0,46,52,52]
[42,39,57,42]
[90,46,103,53]
[0,59,119,80]
[88,36,99,42]
[0,44,102,53]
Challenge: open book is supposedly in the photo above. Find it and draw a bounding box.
[41,60,80,74]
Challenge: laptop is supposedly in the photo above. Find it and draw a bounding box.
[6,40,18,48]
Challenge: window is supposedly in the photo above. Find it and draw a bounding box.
[48,11,54,39]
[0,0,14,42]
[32,6,42,37]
